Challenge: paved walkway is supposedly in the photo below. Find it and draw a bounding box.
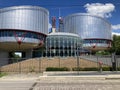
[0,72,120,90]
[1,71,120,80]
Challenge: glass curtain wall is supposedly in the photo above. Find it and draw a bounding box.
[46,34,82,57]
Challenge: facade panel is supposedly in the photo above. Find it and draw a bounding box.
[64,13,112,50]
[0,6,49,51]
[0,6,49,34]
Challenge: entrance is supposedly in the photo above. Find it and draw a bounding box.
[8,52,25,64]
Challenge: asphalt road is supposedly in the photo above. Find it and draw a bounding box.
[0,80,35,90]
[34,80,120,90]
[0,79,120,90]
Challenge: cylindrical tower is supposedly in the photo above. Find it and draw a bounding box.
[46,32,82,57]
[0,6,49,51]
[63,13,112,51]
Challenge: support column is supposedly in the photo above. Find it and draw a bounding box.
[71,37,72,57]
[67,38,69,56]
[25,49,33,58]
[0,50,9,66]
[50,37,51,57]
[63,37,64,57]
[46,38,47,57]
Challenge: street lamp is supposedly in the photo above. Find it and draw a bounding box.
[77,45,79,75]
[76,40,81,75]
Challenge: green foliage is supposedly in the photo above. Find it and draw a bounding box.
[29,66,35,72]
[102,67,111,71]
[46,67,70,71]
[72,67,98,71]
[72,67,82,71]
[72,67,113,71]
[109,35,120,55]
[9,52,21,63]
[46,67,120,71]
[0,73,7,77]
[83,67,99,71]
[117,67,120,71]
[96,50,110,55]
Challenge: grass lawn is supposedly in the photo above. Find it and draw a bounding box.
[0,73,7,78]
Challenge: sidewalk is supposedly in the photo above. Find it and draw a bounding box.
[0,71,120,81]
[39,71,120,80]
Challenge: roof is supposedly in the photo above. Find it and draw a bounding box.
[0,5,49,15]
[47,32,80,37]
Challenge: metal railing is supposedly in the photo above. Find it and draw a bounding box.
[0,55,120,73]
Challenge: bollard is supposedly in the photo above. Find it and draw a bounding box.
[99,61,102,73]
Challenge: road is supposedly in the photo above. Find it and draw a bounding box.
[0,79,120,90]
[0,80,35,90]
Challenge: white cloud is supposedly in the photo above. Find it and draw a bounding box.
[112,32,120,36]
[112,24,120,30]
[84,3,115,18]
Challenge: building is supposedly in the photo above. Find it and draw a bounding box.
[0,6,113,66]
[46,32,82,57]
[63,13,112,51]
[0,6,49,65]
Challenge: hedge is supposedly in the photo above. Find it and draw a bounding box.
[72,67,98,71]
[46,67,120,71]
[72,67,114,71]
[46,67,70,71]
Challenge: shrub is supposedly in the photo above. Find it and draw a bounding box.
[83,67,98,71]
[72,67,98,71]
[29,66,35,72]
[96,50,110,55]
[72,67,81,71]
[72,67,115,71]
[102,67,111,71]
[72,67,113,71]
[46,67,70,71]
[117,67,120,71]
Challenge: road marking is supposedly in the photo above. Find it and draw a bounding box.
[29,82,37,90]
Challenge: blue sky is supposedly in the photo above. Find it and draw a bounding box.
[0,0,120,35]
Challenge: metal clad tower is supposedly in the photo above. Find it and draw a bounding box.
[0,6,49,64]
[64,13,112,51]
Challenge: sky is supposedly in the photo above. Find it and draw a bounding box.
[0,0,120,35]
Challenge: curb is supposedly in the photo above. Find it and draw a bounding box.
[39,75,120,80]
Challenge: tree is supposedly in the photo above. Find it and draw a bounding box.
[9,52,21,63]
[109,35,120,55]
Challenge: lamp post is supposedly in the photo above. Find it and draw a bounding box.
[76,40,81,75]
[112,52,117,71]
[77,45,79,75]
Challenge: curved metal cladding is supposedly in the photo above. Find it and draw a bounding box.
[0,6,49,51]
[46,32,82,57]
[64,13,112,50]
[0,6,49,34]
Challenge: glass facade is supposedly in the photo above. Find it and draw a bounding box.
[46,32,82,57]
[63,13,112,49]
[0,30,45,40]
